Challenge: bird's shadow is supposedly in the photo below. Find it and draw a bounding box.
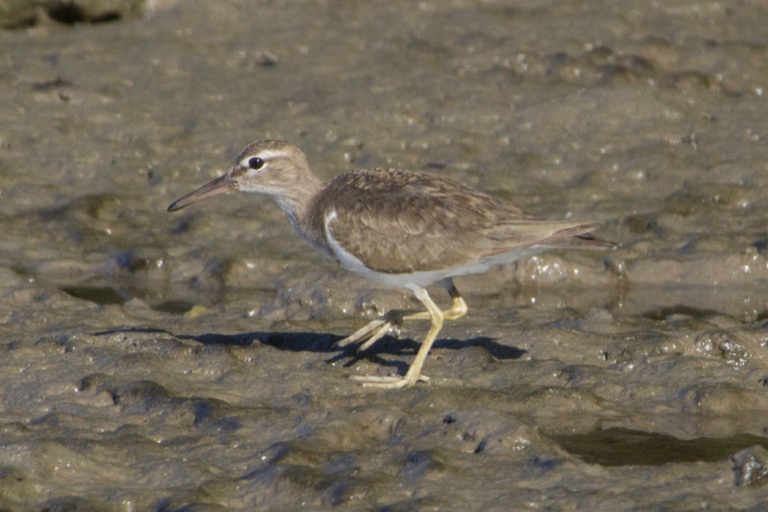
[94,327,526,376]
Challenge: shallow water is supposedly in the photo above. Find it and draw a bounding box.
[2,0,768,509]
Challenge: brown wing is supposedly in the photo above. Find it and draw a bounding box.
[310,169,601,274]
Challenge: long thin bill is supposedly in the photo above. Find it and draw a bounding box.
[167,173,234,212]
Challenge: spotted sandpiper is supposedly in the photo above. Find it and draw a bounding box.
[168,140,615,389]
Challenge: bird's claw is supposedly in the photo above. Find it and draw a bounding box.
[337,310,405,353]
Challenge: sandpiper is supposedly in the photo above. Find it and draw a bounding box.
[168,140,615,389]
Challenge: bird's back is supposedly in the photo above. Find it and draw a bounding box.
[307,168,611,276]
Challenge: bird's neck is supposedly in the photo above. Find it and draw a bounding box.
[272,173,332,258]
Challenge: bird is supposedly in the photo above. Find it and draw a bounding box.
[167,140,615,389]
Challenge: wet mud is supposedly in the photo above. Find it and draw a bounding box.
[1,0,768,509]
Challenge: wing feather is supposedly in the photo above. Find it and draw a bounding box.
[309,169,609,274]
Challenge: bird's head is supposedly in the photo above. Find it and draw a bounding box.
[167,140,313,212]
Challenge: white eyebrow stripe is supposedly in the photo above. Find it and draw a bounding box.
[238,149,289,168]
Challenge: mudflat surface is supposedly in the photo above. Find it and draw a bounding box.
[2,1,768,510]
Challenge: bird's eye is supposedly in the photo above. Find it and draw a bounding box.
[248,157,265,170]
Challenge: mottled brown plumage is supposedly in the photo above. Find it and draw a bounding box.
[168,140,615,388]
[308,168,606,274]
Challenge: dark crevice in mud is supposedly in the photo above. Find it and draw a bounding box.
[60,285,199,315]
[640,304,723,321]
[2,1,144,30]
[150,299,196,315]
[48,3,122,25]
[60,285,128,305]
[553,427,768,466]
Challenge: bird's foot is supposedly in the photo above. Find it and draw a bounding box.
[337,310,406,352]
[349,372,430,389]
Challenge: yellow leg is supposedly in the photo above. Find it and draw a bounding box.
[336,309,411,351]
[338,280,466,352]
[443,281,468,320]
[349,280,468,389]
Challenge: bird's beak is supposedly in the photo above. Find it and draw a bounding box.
[167,173,235,212]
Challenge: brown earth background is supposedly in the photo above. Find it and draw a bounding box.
[2,0,768,510]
